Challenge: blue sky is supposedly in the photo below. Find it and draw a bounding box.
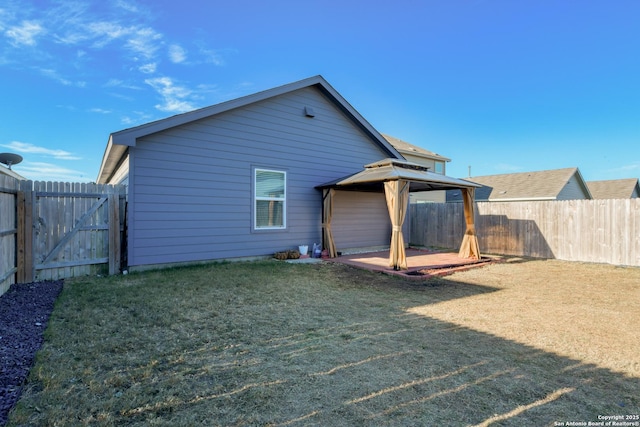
[1,0,638,182]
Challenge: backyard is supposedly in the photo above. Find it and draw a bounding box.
[6,258,640,426]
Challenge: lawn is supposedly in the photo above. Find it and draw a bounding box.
[7,259,640,426]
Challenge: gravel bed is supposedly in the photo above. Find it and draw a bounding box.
[0,280,63,426]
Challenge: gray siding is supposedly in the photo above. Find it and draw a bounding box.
[557,175,589,200]
[127,87,391,267]
[402,153,437,171]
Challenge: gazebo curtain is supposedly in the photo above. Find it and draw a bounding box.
[458,187,481,259]
[322,188,337,258]
[384,180,410,270]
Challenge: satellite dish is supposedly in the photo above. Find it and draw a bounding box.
[0,153,23,170]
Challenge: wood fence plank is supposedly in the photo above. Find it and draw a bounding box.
[16,188,25,284]
[23,181,34,283]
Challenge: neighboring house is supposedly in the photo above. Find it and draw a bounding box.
[0,163,26,180]
[382,134,449,174]
[97,76,417,270]
[382,134,450,203]
[447,167,592,202]
[586,178,640,199]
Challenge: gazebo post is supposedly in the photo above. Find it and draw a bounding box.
[384,179,410,270]
[458,187,481,259]
[322,188,337,258]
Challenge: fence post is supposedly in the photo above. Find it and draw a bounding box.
[108,191,121,275]
[17,180,34,283]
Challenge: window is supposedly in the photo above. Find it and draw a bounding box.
[434,161,444,175]
[254,169,286,229]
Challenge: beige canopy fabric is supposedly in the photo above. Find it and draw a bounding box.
[458,187,481,259]
[322,188,337,258]
[384,180,410,270]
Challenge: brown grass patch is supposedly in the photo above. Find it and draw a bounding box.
[7,259,640,426]
[408,258,640,377]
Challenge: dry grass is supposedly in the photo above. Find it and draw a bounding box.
[7,259,640,426]
[408,258,640,377]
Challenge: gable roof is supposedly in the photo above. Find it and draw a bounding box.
[448,167,591,202]
[587,178,640,199]
[97,75,403,183]
[382,134,450,163]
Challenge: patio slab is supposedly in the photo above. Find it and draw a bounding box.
[328,248,498,279]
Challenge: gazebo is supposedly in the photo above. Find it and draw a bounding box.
[317,159,482,270]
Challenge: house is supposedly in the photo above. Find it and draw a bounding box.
[382,134,449,174]
[97,75,479,271]
[447,167,592,202]
[586,178,640,199]
[0,163,26,180]
[382,134,450,203]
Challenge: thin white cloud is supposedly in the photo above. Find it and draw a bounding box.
[39,68,72,85]
[105,78,142,90]
[114,0,140,14]
[89,108,111,114]
[5,20,44,46]
[125,27,162,60]
[145,76,195,113]
[121,110,154,125]
[168,43,186,63]
[84,21,131,47]
[58,20,163,63]
[105,78,124,87]
[609,162,640,175]
[1,1,232,119]
[2,141,82,161]
[38,67,86,87]
[14,162,91,182]
[200,47,226,66]
[139,62,156,74]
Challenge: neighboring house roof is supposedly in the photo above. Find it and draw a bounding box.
[98,75,404,184]
[447,167,592,202]
[0,163,27,180]
[382,134,450,163]
[587,178,640,199]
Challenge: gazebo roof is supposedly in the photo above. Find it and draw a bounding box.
[317,158,481,192]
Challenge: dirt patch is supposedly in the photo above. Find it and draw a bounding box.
[405,256,497,278]
[0,281,63,426]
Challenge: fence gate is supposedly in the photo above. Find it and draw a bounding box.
[17,181,126,282]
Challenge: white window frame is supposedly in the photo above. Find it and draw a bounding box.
[434,161,444,175]
[254,168,287,230]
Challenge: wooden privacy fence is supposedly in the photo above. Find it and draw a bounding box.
[410,199,640,267]
[1,175,126,294]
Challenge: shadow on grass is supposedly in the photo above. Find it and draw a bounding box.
[8,261,640,426]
